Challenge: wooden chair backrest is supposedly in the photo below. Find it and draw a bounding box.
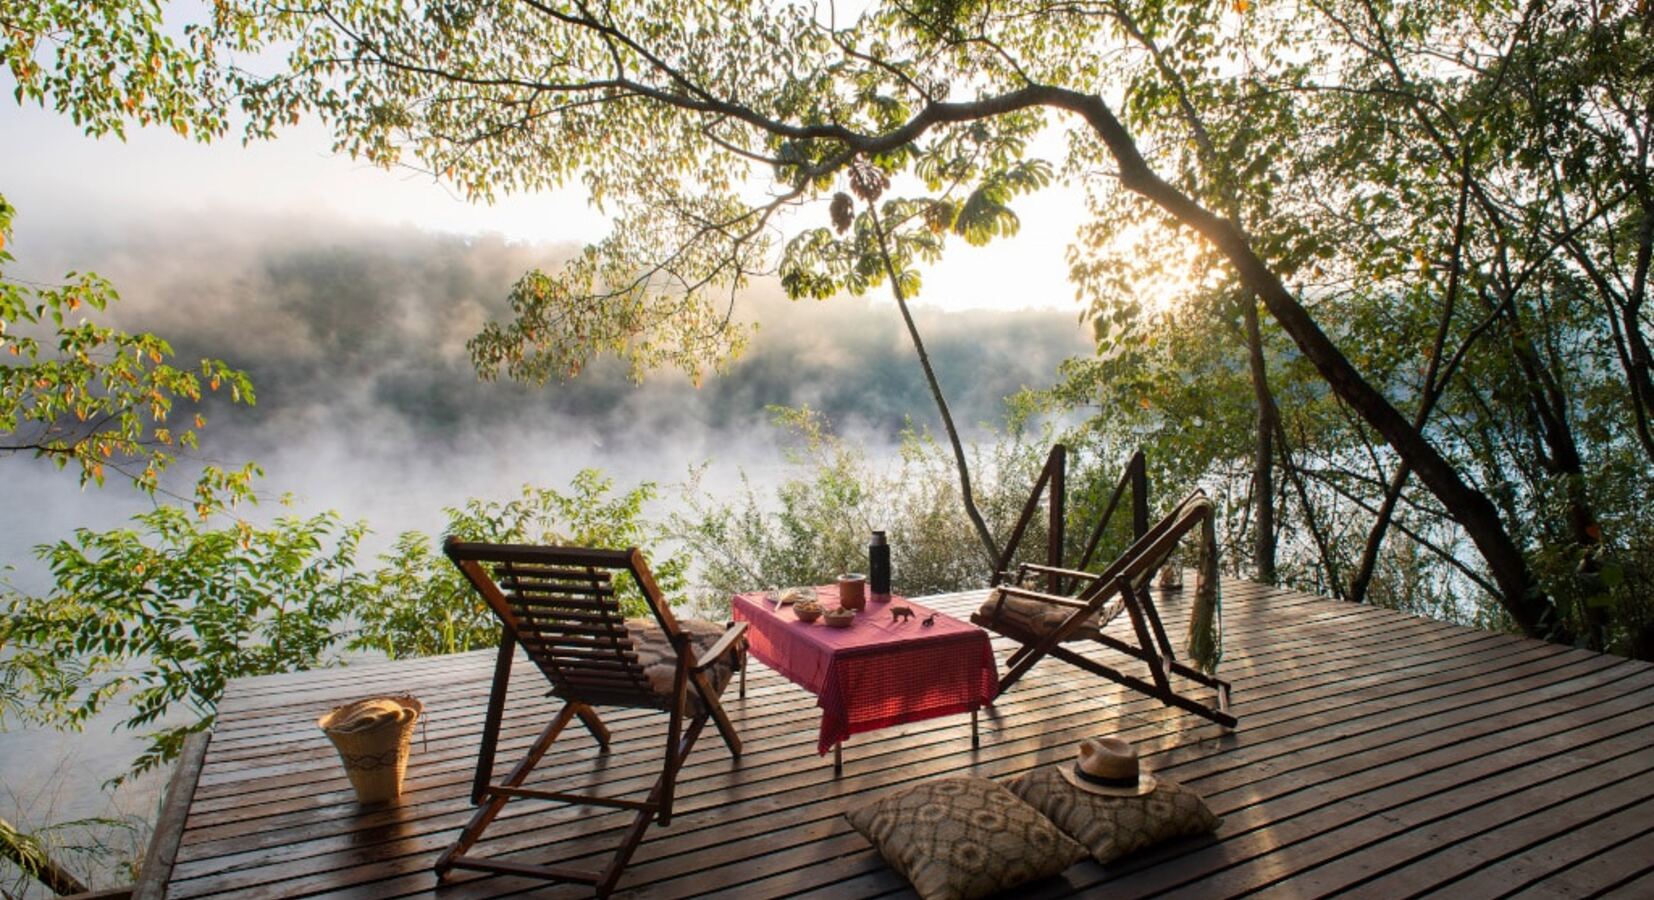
[1050,491,1213,617]
[443,540,684,710]
[1113,491,1212,588]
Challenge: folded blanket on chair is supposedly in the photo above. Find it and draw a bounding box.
[976,591,1105,642]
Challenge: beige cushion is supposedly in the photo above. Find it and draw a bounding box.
[624,618,738,711]
[845,776,1086,900]
[1003,767,1220,864]
[976,589,1104,642]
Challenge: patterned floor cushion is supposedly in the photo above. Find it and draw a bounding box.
[845,776,1086,900]
[1004,767,1220,864]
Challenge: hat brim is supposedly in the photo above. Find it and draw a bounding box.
[1060,764,1159,797]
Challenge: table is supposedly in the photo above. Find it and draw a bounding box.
[732,585,999,769]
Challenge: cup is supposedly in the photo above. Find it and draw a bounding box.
[837,573,867,611]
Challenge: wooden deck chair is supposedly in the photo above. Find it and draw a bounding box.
[971,492,1237,729]
[434,540,747,897]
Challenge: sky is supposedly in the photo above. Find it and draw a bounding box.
[2,100,1087,313]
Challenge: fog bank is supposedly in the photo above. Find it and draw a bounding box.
[2,213,1093,585]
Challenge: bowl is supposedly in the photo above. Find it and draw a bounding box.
[793,600,823,623]
[823,607,856,629]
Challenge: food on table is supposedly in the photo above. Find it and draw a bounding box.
[779,586,814,605]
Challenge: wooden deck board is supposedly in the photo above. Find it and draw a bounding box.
[162,580,1654,898]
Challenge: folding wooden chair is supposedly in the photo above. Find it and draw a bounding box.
[972,493,1237,729]
[434,540,747,896]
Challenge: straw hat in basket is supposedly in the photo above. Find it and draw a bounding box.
[318,694,423,804]
[1059,736,1158,797]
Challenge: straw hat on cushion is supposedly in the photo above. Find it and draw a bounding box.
[1060,737,1158,797]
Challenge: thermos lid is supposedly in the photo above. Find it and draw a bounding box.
[871,530,887,545]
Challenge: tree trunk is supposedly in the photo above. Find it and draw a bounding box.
[867,205,1002,568]
[1243,298,1278,584]
[1350,169,1472,606]
[1275,416,1344,598]
[1349,462,1409,604]
[1489,290,1606,647]
[1039,85,1567,642]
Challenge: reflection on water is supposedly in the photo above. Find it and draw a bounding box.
[0,699,178,895]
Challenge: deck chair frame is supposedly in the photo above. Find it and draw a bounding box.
[433,540,746,897]
[974,492,1237,729]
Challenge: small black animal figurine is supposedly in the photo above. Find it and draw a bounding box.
[921,613,936,627]
[890,605,914,624]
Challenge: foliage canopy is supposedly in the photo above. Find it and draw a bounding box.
[4,0,1651,648]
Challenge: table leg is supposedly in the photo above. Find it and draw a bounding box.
[971,707,980,749]
[739,657,746,699]
[833,742,842,775]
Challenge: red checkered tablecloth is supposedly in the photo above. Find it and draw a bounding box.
[732,585,999,754]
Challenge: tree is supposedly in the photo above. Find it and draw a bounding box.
[354,472,689,659]
[1,508,370,780]
[0,195,258,510]
[0,193,265,893]
[1052,0,1651,646]
[7,0,1647,645]
[671,405,1050,605]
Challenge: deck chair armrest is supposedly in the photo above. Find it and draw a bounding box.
[693,622,748,671]
[995,585,1092,609]
[1015,563,1104,583]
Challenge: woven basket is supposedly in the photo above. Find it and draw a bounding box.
[318,694,422,804]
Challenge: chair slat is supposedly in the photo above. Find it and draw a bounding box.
[511,608,629,627]
[511,619,632,639]
[504,594,622,613]
[553,659,651,677]
[500,579,619,598]
[514,633,637,652]
[513,645,639,663]
[498,564,619,582]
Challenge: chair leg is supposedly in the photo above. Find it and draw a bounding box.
[1006,644,1035,670]
[439,708,703,896]
[1048,645,1238,729]
[435,704,576,881]
[693,670,742,758]
[597,718,700,897]
[471,631,515,805]
[572,702,611,750]
[657,715,706,826]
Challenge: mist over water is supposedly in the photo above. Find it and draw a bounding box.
[3,213,1090,582]
[0,213,1091,848]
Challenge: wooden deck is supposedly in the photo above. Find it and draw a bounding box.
[162,580,1654,898]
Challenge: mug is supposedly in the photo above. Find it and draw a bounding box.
[837,573,867,611]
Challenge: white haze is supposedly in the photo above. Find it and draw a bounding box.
[1,211,1093,585]
[0,213,1091,854]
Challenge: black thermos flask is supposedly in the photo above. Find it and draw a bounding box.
[869,530,891,597]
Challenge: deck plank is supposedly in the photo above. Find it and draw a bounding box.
[160,580,1654,899]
